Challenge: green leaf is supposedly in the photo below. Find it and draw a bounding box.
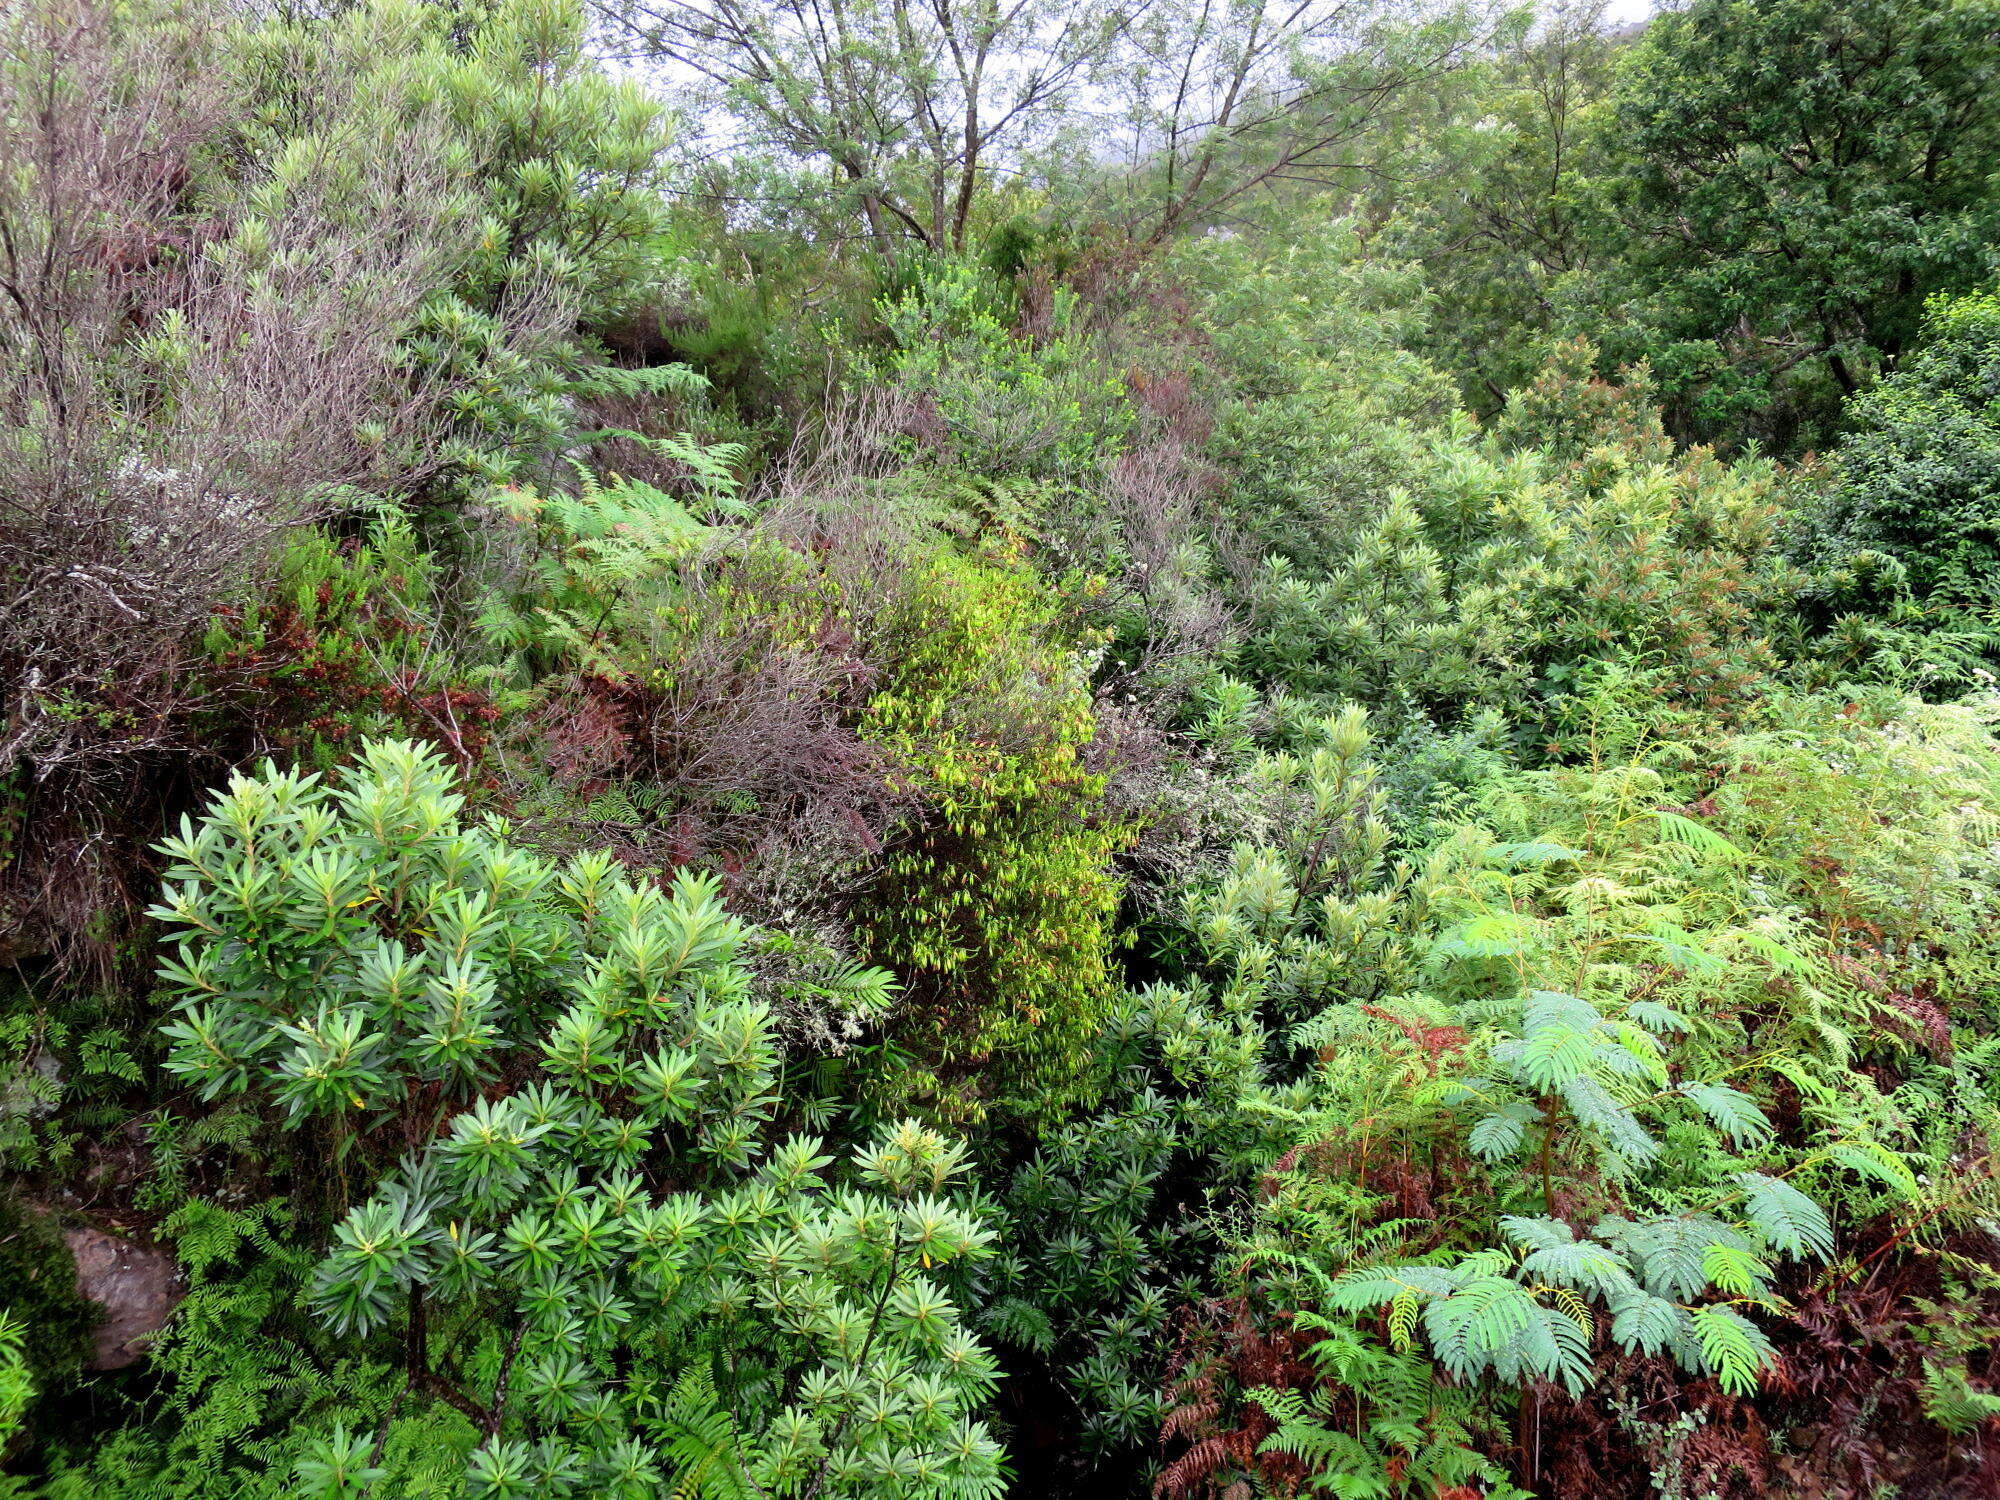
[1608,1290,1685,1358]
[1435,912,1533,959]
[1681,1082,1773,1148]
[1469,1101,1541,1161]
[1826,1140,1919,1197]
[1653,810,1746,863]
[1691,1305,1776,1396]
[1700,1243,1771,1299]
[1737,1172,1834,1260]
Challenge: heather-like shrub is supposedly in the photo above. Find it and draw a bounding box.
[478,463,904,901]
[876,258,1136,482]
[1241,430,1794,741]
[0,0,480,974]
[239,0,697,492]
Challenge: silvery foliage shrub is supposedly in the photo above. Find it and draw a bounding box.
[150,740,1005,1499]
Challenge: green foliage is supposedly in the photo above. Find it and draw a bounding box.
[1610,0,2000,444]
[0,1309,33,1449]
[148,740,572,1128]
[200,517,495,769]
[876,259,1135,482]
[1250,1364,1520,1500]
[0,1196,96,1402]
[39,1199,471,1500]
[479,459,746,683]
[859,539,1127,1120]
[237,0,696,494]
[983,981,1275,1457]
[0,973,145,1175]
[145,741,1004,1498]
[1373,6,1620,415]
[1178,685,2000,1489]
[19,0,2000,1493]
[1184,225,1458,571]
[1240,411,1795,739]
[1790,289,2000,687]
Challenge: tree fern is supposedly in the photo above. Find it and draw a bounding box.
[1737,1172,1834,1259]
[1689,1305,1777,1396]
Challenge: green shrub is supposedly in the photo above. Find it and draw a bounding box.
[1791,289,2000,689]
[147,740,1005,1498]
[1241,428,1795,743]
[1184,226,1458,572]
[237,0,699,496]
[858,539,1128,1122]
[0,1197,96,1406]
[875,259,1135,482]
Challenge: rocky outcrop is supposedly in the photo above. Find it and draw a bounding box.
[63,1228,182,1371]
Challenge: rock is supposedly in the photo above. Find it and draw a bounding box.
[63,1228,183,1370]
[0,1051,62,1122]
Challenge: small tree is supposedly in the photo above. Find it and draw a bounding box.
[151,740,1006,1499]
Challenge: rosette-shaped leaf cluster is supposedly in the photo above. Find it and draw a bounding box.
[154,741,1004,1499]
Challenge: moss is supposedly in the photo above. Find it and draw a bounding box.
[0,1195,97,1388]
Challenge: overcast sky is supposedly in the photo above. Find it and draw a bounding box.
[1602,0,1656,23]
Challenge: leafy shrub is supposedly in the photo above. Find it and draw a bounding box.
[1490,340,1676,471]
[0,1197,96,1410]
[876,259,1136,482]
[1241,428,1795,742]
[983,980,1274,1470]
[477,454,1131,1122]
[0,0,696,980]
[147,740,1005,1498]
[0,0,494,977]
[1790,289,2000,689]
[1181,225,1458,574]
[240,0,697,495]
[858,538,1128,1121]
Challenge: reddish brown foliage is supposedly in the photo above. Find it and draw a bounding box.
[1359,1003,1471,1070]
[1155,1297,1317,1500]
[209,593,496,774]
[1511,1227,2000,1500]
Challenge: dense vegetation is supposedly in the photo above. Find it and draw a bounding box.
[4,0,2000,1495]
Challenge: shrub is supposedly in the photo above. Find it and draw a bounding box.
[875,258,1136,483]
[857,539,1129,1122]
[1790,288,2000,689]
[0,0,483,975]
[1182,225,1459,573]
[147,740,1006,1498]
[0,0,691,979]
[479,467,906,924]
[1240,428,1795,744]
[240,0,696,495]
